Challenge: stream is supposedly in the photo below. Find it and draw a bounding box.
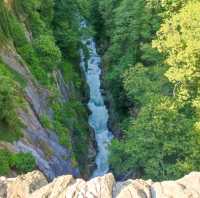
[80,21,113,177]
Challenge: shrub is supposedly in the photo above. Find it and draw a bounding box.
[0,150,11,175]
[0,150,36,175]
[9,15,28,48]
[33,35,62,71]
[10,153,36,173]
[40,114,53,129]
[0,69,22,131]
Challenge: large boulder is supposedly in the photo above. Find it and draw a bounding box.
[2,171,200,198]
[3,171,47,198]
[151,172,200,198]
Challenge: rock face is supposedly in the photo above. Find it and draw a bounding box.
[1,171,200,198]
[0,47,80,180]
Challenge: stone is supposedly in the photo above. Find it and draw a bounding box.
[151,172,200,198]
[66,173,115,198]
[2,171,200,198]
[0,177,7,198]
[30,175,74,198]
[114,179,152,198]
[6,171,47,198]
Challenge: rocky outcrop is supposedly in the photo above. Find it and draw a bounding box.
[1,171,200,198]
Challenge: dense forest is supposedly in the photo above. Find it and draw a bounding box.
[0,0,200,182]
[90,0,200,180]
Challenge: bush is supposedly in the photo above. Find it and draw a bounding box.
[0,67,22,132]
[10,153,36,173]
[0,150,11,175]
[40,114,53,129]
[9,15,28,48]
[14,0,45,37]
[0,150,36,176]
[33,35,62,71]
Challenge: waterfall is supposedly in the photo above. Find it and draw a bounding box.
[80,21,113,177]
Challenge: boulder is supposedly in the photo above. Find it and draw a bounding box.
[2,171,200,198]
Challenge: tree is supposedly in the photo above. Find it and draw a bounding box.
[153,1,200,129]
[110,97,200,180]
[53,0,80,59]
[123,63,170,105]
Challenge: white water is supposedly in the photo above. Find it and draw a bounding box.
[80,21,113,177]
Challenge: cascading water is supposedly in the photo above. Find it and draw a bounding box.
[80,21,113,177]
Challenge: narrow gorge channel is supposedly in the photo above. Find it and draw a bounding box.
[80,21,113,177]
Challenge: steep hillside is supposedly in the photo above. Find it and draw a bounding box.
[0,0,95,180]
[90,0,200,181]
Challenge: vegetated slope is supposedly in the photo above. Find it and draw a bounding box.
[90,0,200,181]
[0,0,95,179]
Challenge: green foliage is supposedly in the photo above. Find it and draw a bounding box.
[50,96,90,171]
[53,0,80,59]
[146,0,189,16]
[9,14,28,48]
[40,0,55,26]
[10,152,36,173]
[14,0,45,37]
[0,63,23,141]
[76,0,92,19]
[93,0,163,121]
[40,114,53,130]
[123,63,171,105]
[0,0,92,176]
[0,150,36,175]
[33,34,62,71]
[0,150,11,175]
[0,0,11,43]
[61,61,82,89]
[110,97,200,180]
[92,0,200,180]
[153,1,200,141]
[153,1,200,104]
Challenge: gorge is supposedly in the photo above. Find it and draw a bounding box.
[0,0,200,197]
[80,21,113,177]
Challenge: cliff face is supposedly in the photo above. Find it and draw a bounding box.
[0,46,79,180]
[0,0,95,180]
[0,171,200,198]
